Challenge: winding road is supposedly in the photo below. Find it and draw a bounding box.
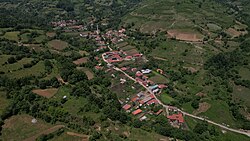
[101,45,250,137]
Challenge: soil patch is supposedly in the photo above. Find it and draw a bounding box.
[167,29,203,42]
[32,88,58,98]
[77,67,94,80]
[46,32,56,37]
[73,57,88,65]
[48,40,69,51]
[193,102,211,115]
[226,28,241,37]
[67,131,89,140]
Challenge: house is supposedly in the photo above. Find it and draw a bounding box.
[141,69,152,74]
[139,96,153,105]
[133,53,142,58]
[136,72,143,77]
[140,115,147,121]
[167,113,184,123]
[152,88,160,93]
[155,109,163,115]
[149,85,159,90]
[131,68,137,72]
[131,96,139,102]
[121,67,127,71]
[132,109,142,115]
[125,56,133,60]
[122,104,132,111]
[159,84,167,89]
[147,99,158,105]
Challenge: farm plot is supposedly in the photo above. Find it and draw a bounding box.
[120,45,136,51]
[167,29,204,42]
[6,61,46,78]
[2,114,52,141]
[32,88,58,98]
[73,57,88,65]
[46,32,56,37]
[2,31,20,41]
[48,40,69,51]
[77,67,94,80]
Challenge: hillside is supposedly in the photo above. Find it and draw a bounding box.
[0,0,250,141]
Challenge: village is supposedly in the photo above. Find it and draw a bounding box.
[68,21,187,129]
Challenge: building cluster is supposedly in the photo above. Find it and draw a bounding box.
[51,20,85,30]
[121,91,163,121]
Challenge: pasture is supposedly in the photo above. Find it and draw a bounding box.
[32,88,58,98]
[159,93,174,105]
[3,31,20,41]
[73,57,88,65]
[0,57,34,73]
[48,40,69,51]
[0,91,9,115]
[2,114,52,141]
[6,61,46,78]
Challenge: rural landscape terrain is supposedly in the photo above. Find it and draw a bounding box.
[0,0,250,140]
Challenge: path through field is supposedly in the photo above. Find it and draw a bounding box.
[23,125,65,141]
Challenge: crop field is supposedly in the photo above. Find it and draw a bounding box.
[73,57,88,65]
[1,114,52,141]
[32,88,58,98]
[48,40,69,51]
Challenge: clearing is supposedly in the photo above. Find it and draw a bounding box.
[167,29,203,42]
[193,102,211,115]
[3,31,20,41]
[77,67,94,80]
[48,40,69,51]
[73,57,88,65]
[2,114,52,141]
[32,88,58,98]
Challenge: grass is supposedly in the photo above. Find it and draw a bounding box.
[182,102,195,113]
[1,114,52,141]
[159,93,174,105]
[63,97,88,115]
[239,67,250,80]
[232,85,250,108]
[149,71,169,84]
[0,91,9,115]
[77,67,94,80]
[48,40,69,51]
[200,100,237,127]
[0,57,34,73]
[35,35,47,43]
[0,54,13,65]
[185,115,250,141]
[3,31,20,41]
[6,61,45,78]
[53,86,71,101]
[49,132,83,141]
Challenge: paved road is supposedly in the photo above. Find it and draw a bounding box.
[114,67,250,137]
[103,45,250,137]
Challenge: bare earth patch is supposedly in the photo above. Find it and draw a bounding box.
[193,102,211,115]
[67,131,89,141]
[46,32,56,37]
[226,28,241,37]
[77,67,94,80]
[73,57,88,65]
[167,29,203,42]
[32,88,58,98]
[48,40,69,51]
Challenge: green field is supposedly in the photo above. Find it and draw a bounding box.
[6,61,46,78]
[2,114,52,141]
[200,100,237,127]
[159,93,174,105]
[2,31,20,41]
[0,91,9,115]
[0,58,34,73]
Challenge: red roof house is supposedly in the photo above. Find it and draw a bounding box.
[121,67,127,71]
[155,109,163,115]
[136,72,143,77]
[122,104,132,111]
[147,99,158,105]
[167,113,184,123]
[132,109,142,115]
[159,84,168,89]
[131,96,139,102]
[133,53,142,57]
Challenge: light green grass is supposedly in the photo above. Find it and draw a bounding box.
[232,85,250,108]
[3,31,20,41]
[0,55,13,65]
[63,97,88,115]
[149,71,169,84]
[200,100,237,127]
[182,102,195,113]
[160,93,174,105]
